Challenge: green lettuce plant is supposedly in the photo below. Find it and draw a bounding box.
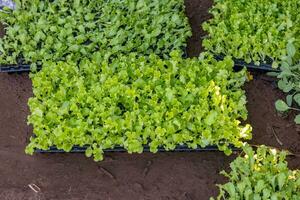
[268,43,300,124]
[203,0,300,67]
[212,145,300,200]
[26,51,252,161]
[0,0,191,66]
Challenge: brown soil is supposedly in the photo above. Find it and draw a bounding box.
[245,73,300,169]
[0,0,299,199]
[185,0,213,57]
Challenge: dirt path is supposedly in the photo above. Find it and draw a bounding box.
[0,0,299,199]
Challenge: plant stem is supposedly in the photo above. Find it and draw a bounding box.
[289,107,300,111]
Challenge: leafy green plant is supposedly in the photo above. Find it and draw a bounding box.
[202,0,300,67]
[0,0,191,66]
[25,51,252,161]
[211,145,300,200]
[268,43,300,124]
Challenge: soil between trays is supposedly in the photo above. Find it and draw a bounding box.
[0,0,299,199]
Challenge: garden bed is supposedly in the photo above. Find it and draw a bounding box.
[0,0,299,199]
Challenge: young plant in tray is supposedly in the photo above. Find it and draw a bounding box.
[268,43,300,124]
[0,0,191,66]
[26,51,252,161]
[202,0,300,67]
[211,145,300,200]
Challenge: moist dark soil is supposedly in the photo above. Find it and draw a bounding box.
[0,0,299,200]
[185,0,213,57]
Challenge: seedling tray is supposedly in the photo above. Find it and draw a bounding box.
[233,59,279,72]
[1,54,278,73]
[0,48,189,73]
[0,64,42,73]
[35,144,240,153]
[215,55,280,72]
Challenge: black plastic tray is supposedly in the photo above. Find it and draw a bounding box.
[233,59,279,72]
[0,64,31,73]
[0,48,189,73]
[0,64,42,73]
[35,144,240,153]
[215,55,280,72]
[1,54,278,73]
